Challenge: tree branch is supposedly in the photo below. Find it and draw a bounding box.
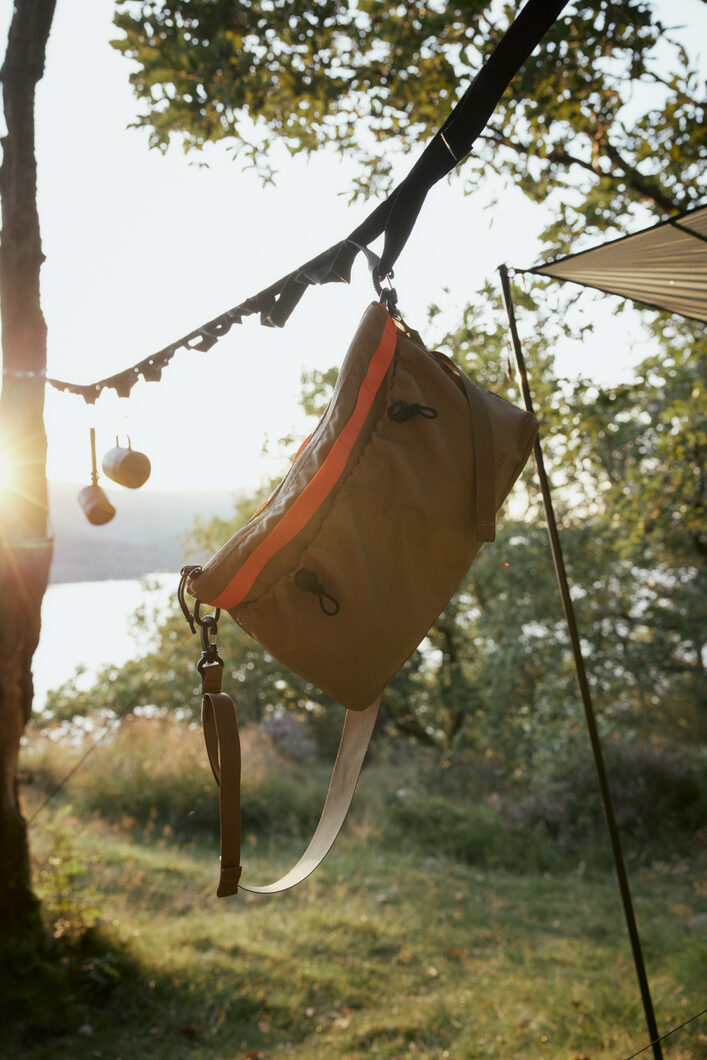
[479,126,681,214]
[602,139,680,214]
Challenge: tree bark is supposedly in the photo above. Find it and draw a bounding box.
[0,0,57,953]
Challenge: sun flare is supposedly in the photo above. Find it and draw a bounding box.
[0,442,27,504]
[0,445,14,490]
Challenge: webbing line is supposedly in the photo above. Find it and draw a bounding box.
[620,1008,706,1060]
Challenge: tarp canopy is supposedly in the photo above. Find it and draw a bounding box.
[526,203,707,323]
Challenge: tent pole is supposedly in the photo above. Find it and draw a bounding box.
[498,264,663,1060]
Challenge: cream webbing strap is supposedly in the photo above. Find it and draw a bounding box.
[202,690,380,897]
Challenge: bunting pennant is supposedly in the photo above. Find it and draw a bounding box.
[47,238,363,403]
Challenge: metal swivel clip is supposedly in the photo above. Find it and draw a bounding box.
[194,602,223,676]
[177,565,223,675]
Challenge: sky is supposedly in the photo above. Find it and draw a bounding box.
[2,0,706,495]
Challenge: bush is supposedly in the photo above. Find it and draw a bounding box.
[24,717,704,874]
[259,712,317,762]
[384,741,706,872]
[1,805,142,1044]
[386,793,560,873]
[504,741,707,853]
[22,714,333,840]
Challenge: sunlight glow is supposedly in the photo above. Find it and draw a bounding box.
[0,444,14,490]
[0,442,36,515]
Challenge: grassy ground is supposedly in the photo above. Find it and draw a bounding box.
[8,794,706,1060]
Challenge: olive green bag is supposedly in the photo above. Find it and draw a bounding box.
[179,300,537,897]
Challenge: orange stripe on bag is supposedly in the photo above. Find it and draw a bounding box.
[211,313,398,609]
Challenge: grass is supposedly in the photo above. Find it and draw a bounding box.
[8,811,705,1059]
[10,718,707,1059]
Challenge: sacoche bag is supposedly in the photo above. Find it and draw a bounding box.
[180,300,538,897]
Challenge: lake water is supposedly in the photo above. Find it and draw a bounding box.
[33,575,174,710]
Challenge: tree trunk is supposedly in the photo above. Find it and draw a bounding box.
[0,0,57,954]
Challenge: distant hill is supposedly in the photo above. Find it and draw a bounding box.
[49,481,238,583]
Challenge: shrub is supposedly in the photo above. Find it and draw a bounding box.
[385,742,706,871]
[259,712,317,762]
[36,805,101,946]
[386,793,559,873]
[504,741,707,853]
[22,714,332,840]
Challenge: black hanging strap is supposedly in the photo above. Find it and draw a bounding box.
[358,0,570,282]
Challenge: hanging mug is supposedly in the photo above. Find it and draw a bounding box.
[78,482,116,525]
[102,436,151,489]
[78,427,116,525]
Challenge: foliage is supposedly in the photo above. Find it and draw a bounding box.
[24,713,337,840]
[23,706,707,880]
[112,1,705,248]
[505,740,707,847]
[387,793,558,871]
[37,806,101,946]
[384,735,707,872]
[563,315,707,568]
[0,801,141,1043]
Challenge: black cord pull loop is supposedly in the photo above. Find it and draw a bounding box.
[388,401,438,423]
[294,568,340,616]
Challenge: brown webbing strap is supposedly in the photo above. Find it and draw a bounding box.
[201,689,380,897]
[202,691,243,896]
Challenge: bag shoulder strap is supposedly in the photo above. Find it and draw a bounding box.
[426,345,496,542]
[201,682,380,897]
[459,372,497,542]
